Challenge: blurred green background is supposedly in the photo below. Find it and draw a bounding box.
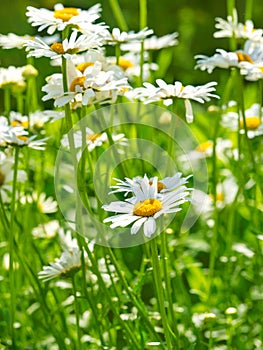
[0,0,262,104]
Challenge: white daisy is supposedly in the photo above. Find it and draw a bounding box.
[132,79,219,123]
[221,103,263,138]
[26,3,102,35]
[38,248,82,282]
[0,151,27,197]
[109,172,190,197]
[103,174,191,238]
[23,192,58,213]
[214,9,263,41]
[107,53,158,81]
[38,228,91,281]
[42,60,130,107]
[32,220,60,239]
[195,40,263,75]
[0,66,26,90]
[24,30,103,60]
[0,33,60,50]
[2,129,48,150]
[104,27,154,45]
[61,127,126,151]
[120,32,179,52]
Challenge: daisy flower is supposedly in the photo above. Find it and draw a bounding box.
[42,60,130,107]
[61,127,127,151]
[32,220,60,239]
[132,79,219,123]
[24,30,103,60]
[26,3,102,35]
[107,53,158,81]
[0,66,26,91]
[38,247,82,282]
[214,9,263,41]
[38,229,90,282]
[0,151,27,198]
[221,103,263,138]
[103,174,191,238]
[21,192,58,213]
[195,40,263,75]
[2,128,48,150]
[179,138,233,165]
[0,33,60,50]
[104,27,154,45]
[109,172,190,197]
[120,32,179,52]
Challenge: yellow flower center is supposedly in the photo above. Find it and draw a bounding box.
[54,8,79,22]
[133,198,162,217]
[0,171,5,187]
[195,141,213,152]
[240,116,261,130]
[11,120,29,128]
[210,192,224,202]
[50,42,65,54]
[149,180,167,192]
[18,136,28,142]
[236,52,254,63]
[70,76,86,92]
[86,133,101,142]
[76,62,94,73]
[118,58,134,71]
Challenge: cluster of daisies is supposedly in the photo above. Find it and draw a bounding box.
[195,9,263,80]
[0,2,220,123]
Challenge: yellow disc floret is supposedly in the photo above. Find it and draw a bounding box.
[86,133,101,142]
[54,8,79,22]
[236,52,254,63]
[76,62,94,73]
[50,42,65,54]
[240,116,261,130]
[195,141,213,152]
[70,76,86,92]
[133,198,162,217]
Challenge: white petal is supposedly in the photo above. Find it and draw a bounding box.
[143,217,156,238]
[102,201,133,213]
[131,217,147,235]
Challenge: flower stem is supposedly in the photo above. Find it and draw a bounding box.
[149,238,174,349]
[245,0,253,20]
[4,87,11,121]
[72,275,82,350]
[108,0,128,31]
[9,146,20,348]
[160,232,179,343]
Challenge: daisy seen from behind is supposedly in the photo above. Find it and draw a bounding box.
[102,173,191,238]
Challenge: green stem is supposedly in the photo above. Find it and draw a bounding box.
[160,232,179,344]
[208,111,220,300]
[139,0,147,29]
[245,0,253,20]
[61,56,73,132]
[108,0,128,31]
[226,0,237,51]
[72,275,82,350]
[4,87,11,121]
[140,41,145,86]
[9,146,20,348]
[105,244,166,348]
[115,43,121,65]
[238,73,262,194]
[81,241,141,349]
[149,238,173,349]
